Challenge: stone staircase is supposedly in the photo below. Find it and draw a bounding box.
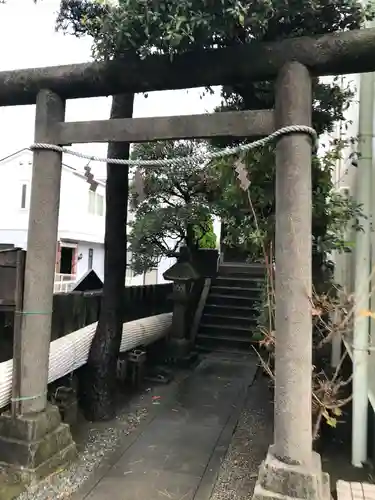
[196,263,266,352]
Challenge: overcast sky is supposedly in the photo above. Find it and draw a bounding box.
[0,0,220,177]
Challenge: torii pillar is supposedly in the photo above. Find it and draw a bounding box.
[253,62,330,500]
[0,90,76,487]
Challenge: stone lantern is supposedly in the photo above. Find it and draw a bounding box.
[163,246,200,359]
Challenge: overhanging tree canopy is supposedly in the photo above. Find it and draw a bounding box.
[128,140,218,274]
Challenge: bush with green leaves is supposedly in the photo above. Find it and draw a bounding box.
[57,0,372,140]
[57,0,373,61]
[128,140,218,275]
[212,139,363,266]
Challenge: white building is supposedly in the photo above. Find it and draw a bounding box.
[0,148,173,291]
[324,70,375,468]
[0,149,106,291]
[125,207,174,287]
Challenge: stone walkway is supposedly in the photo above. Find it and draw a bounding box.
[210,370,273,500]
[72,353,258,500]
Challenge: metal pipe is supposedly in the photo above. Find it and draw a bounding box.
[352,66,374,467]
[331,96,345,369]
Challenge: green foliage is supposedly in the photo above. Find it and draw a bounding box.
[57,0,374,61]
[214,139,363,263]
[56,0,372,146]
[128,140,219,274]
[57,0,373,137]
[194,219,217,250]
[56,0,370,274]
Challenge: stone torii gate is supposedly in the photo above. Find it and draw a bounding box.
[0,26,374,498]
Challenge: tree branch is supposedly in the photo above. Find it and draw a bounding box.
[172,180,191,202]
[159,195,178,207]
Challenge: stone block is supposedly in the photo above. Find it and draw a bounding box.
[167,338,192,359]
[253,446,331,500]
[1,441,77,487]
[0,423,72,468]
[61,400,79,426]
[51,386,79,426]
[0,404,61,442]
[0,404,76,489]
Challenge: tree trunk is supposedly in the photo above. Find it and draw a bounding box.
[80,93,134,422]
[186,224,196,250]
[2,27,375,106]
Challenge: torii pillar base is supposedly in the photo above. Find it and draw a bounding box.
[253,447,331,500]
[0,404,76,492]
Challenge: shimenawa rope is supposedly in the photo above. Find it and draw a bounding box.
[29,125,317,167]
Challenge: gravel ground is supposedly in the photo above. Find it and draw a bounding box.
[210,375,273,500]
[14,369,187,500]
[4,363,274,500]
[209,373,373,500]
[16,403,149,500]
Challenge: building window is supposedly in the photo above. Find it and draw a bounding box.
[59,246,74,275]
[88,191,104,216]
[88,191,95,214]
[125,250,133,284]
[88,248,94,270]
[96,194,104,216]
[144,268,158,285]
[20,183,27,209]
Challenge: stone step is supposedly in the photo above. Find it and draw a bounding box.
[207,293,260,307]
[214,275,264,289]
[196,333,256,351]
[197,263,265,352]
[219,263,266,277]
[210,285,262,299]
[205,302,259,310]
[205,303,259,317]
[202,312,258,328]
[198,322,256,339]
